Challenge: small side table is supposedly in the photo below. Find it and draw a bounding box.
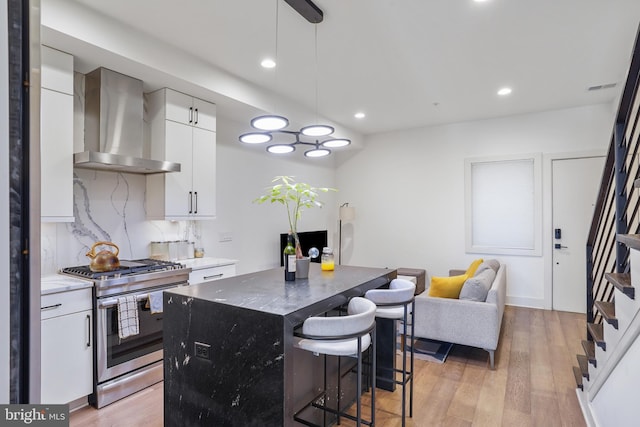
[397,268,427,295]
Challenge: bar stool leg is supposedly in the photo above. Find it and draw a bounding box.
[402,310,407,425]
[409,300,414,418]
[372,326,377,427]
[356,337,362,427]
[337,357,341,425]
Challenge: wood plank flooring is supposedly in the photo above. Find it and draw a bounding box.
[70,306,587,427]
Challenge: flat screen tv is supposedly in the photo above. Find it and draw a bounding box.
[279,230,328,266]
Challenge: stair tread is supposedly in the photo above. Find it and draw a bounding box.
[618,234,640,251]
[576,354,590,380]
[605,272,635,299]
[587,322,606,350]
[573,366,584,391]
[594,301,618,329]
[581,340,597,366]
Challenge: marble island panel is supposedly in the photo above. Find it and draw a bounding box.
[163,264,396,426]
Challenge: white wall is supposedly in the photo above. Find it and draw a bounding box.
[196,119,338,275]
[336,103,613,308]
[1,1,10,403]
[41,117,338,277]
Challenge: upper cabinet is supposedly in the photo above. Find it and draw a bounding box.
[41,46,74,222]
[146,88,217,220]
[164,89,217,132]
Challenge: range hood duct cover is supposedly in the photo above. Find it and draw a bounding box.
[75,67,180,174]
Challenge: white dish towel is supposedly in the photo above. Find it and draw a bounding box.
[148,290,164,314]
[117,296,140,339]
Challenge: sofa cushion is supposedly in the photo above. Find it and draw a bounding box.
[428,274,468,299]
[465,258,484,277]
[474,259,500,276]
[460,268,496,302]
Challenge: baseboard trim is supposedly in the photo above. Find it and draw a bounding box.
[506,296,545,309]
[576,389,597,427]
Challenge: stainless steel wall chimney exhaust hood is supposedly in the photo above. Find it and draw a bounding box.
[74,68,180,174]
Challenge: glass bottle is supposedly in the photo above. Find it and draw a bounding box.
[284,233,296,281]
[321,247,335,271]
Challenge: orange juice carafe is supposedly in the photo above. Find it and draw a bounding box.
[321,247,335,271]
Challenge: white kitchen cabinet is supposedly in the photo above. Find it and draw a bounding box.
[40,46,74,222]
[189,264,236,285]
[41,45,74,94]
[41,287,93,404]
[165,89,217,131]
[147,88,216,220]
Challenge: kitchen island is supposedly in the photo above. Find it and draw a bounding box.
[163,264,396,426]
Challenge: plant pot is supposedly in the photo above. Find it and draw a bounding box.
[296,257,310,279]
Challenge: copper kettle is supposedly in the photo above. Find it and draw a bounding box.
[86,241,120,272]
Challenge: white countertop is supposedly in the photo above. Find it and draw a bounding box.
[41,274,94,295]
[180,257,238,271]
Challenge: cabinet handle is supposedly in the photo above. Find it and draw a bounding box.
[86,314,91,348]
[188,191,193,214]
[188,107,193,124]
[41,303,62,311]
[194,108,199,125]
[203,273,223,280]
[194,192,198,214]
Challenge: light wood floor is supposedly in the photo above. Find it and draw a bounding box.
[70,306,587,427]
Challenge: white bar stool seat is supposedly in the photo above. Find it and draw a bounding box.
[294,297,377,427]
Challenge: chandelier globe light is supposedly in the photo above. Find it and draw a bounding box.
[238,0,350,158]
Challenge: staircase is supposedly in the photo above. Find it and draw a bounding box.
[573,25,640,427]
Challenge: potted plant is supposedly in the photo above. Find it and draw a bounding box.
[255,175,335,260]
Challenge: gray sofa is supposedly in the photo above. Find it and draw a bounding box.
[411,262,507,369]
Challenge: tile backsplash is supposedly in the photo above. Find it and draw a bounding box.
[41,168,202,274]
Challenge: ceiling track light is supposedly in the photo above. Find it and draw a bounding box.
[284,0,323,23]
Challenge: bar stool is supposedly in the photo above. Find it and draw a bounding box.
[365,278,415,427]
[294,297,377,427]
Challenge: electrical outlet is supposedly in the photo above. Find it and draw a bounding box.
[219,232,233,242]
[194,342,211,360]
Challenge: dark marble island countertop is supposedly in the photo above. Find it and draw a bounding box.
[168,263,395,324]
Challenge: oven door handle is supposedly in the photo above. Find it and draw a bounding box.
[97,285,183,309]
[98,294,149,309]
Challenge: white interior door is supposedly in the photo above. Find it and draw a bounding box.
[552,156,605,313]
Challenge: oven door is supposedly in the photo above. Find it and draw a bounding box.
[96,282,184,383]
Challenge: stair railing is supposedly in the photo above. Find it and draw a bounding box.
[586,25,640,326]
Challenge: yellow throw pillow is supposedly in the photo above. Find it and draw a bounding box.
[428,274,468,299]
[465,258,484,277]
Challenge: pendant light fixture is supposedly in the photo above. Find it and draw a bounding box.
[239,0,350,158]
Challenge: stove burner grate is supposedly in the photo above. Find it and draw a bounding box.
[61,258,183,279]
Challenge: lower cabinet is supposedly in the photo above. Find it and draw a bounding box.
[189,264,236,285]
[41,288,93,404]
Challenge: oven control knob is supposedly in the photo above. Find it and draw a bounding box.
[115,273,121,278]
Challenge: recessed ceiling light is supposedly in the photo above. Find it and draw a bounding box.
[497,87,512,96]
[261,58,276,69]
[473,0,490,3]
[354,112,366,119]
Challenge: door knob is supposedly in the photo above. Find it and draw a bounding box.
[554,244,568,249]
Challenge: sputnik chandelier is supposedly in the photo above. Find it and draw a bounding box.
[238,0,351,158]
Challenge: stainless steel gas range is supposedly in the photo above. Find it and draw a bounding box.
[61,259,191,408]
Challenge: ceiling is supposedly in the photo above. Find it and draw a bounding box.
[54,0,640,136]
